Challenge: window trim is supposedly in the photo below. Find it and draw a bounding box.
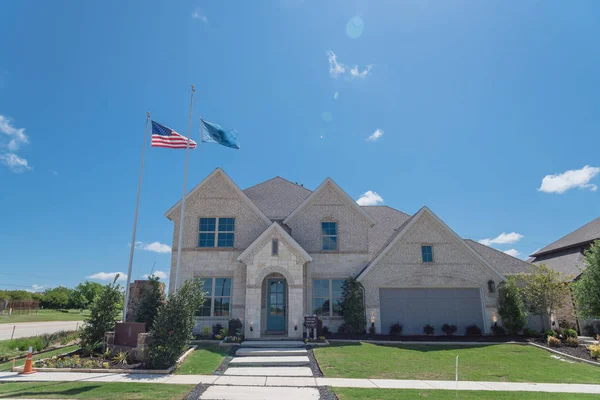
[421,244,434,263]
[321,221,339,252]
[312,279,344,317]
[197,277,233,317]
[198,217,236,248]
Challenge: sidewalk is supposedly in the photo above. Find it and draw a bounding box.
[2,372,600,394]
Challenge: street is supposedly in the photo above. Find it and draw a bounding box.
[0,321,80,340]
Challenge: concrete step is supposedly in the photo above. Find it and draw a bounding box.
[241,340,305,348]
[236,347,308,357]
[229,355,310,366]
[201,385,320,400]
[224,367,314,377]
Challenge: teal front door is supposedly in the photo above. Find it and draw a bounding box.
[267,279,286,332]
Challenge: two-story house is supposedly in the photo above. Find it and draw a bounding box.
[165,168,532,339]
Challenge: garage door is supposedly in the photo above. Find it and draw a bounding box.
[379,288,484,336]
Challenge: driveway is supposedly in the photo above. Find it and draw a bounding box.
[0,321,81,340]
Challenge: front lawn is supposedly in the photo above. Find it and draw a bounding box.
[0,382,193,399]
[0,345,79,372]
[314,343,600,383]
[175,344,229,374]
[0,310,89,324]
[334,388,600,400]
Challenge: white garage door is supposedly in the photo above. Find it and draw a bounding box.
[379,288,484,336]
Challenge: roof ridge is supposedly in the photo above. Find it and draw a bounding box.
[361,204,411,217]
[244,176,312,192]
[465,239,531,264]
[531,216,600,257]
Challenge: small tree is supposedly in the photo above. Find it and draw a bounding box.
[146,279,204,369]
[573,240,600,319]
[521,264,570,330]
[498,276,528,335]
[79,276,122,351]
[341,277,365,334]
[135,275,165,330]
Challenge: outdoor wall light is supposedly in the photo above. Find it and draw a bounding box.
[492,314,497,323]
[294,325,298,331]
[370,311,376,324]
[250,325,254,332]
[488,280,496,293]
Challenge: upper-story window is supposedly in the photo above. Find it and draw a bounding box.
[321,221,338,251]
[421,245,433,263]
[198,217,235,248]
[272,239,279,256]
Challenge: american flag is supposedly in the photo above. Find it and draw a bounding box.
[151,121,197,149]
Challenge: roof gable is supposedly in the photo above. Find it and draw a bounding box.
[237,222,313,264]
[356,206,505,281]
[465,239,532,275]
[243,177,312,219]
[283,178,376,226]
[531,217,600,257]
[164,168,271,225]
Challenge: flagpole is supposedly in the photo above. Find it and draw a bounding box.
[174,85,196,292]
[123,111,151,322]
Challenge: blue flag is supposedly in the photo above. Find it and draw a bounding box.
[200,119,240,149]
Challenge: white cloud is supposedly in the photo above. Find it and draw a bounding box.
[327,50,373,79]
[143,270,168,280]
[333,92,339,100]
[478,232,524,246]
[367,129,384,142]
[49,169,58,176]
[87,272,128,281]
[192,10,207,22]
[0,115,29,150]
[356,190,384,206]
[538,165,600,194]
[133,241,172,253]
[503,249,521,258]
[0,153,31,172]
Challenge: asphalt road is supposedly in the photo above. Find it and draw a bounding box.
[0,321,81,340]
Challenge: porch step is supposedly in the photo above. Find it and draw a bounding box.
[224,367,314,377]
[229,355,310,366]
[241,340,305,348]
[236,347,308,357]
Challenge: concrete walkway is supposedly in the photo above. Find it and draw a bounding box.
[2,372,600,394]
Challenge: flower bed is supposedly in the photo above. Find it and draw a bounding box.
[534,338,599,363]
[325,333,530,342]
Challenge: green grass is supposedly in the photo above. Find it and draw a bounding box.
[314,343,600,383]
[0,345,78,372]
[333,388,600,400]
[0,309,89,324]
[175,344,229,375]
[0,336,46,359]
[0,381,193,399]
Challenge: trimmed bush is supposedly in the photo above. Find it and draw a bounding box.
[228,318,243,337]
[389,323,403,336]
[543,329,558,339]
[566,337,579,347]
[441,324,457,336]
[562,328,577,339]
[490,323,506,336]
[368,324,376,335]
[547,336,561,347]
[523,328,541,338]
[423,324,435,336]
[465,324,482,336]
[321,326,330,337]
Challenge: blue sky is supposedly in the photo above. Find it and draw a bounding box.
[1,1,599,292]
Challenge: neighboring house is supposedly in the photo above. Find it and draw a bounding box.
[165,168,532,338]
[528,217,600,331]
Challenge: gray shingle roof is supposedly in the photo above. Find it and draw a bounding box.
[465,239,532,275]
[362,206,412,257]
[531,217,600,257]
[243,177,312,219]
[531,247,587,280]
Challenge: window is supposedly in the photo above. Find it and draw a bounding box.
[272,239,279,256]
[312,279,344,316]
[198,217,235,248]
[421,245,433,263]
[321,222,338,251]
[196,277,232,317]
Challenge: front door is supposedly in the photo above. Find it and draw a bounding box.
[267,278,286,332]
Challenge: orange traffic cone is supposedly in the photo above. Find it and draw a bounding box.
[20,346,35,374]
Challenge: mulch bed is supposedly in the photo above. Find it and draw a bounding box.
[534,340,597,363]
[306,347,324,377]
[326,334,530,342]
[184,383,210,400]
[212,347,236,375]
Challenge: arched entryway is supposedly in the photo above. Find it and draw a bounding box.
[261,273,288,335]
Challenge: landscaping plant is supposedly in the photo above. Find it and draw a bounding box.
[340,277,366,333]
[523,328,541,338]
[547,336,561,347]
[543,329,558,339]
[465,324,482,336]
[201,326,211,339]
[441,324,457,336]
[389,323,403,336]
[589,344,600,359]
[134,274,165,330]
[566,337,579,347]
[521,264,570,330]
[146,279,204,369]
[490,323,506,336]
[498,276,527,335]
[573,240,600,320]
[423,324,435,336]
[79,276,122,353]
[562,328,577,339]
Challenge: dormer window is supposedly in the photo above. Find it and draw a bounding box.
[322,222,338,251]
[421,245,433,263]
[199,217,235,248]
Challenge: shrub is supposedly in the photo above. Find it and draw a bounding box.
[337,323,347,334]
[146,279,204,369]
[212,323,224,337]
[562,328,577,339]
[498,276,528,335]
[134,275,165,330]
[341,278,366,334]
[441,324,457,336]
[423,324,435,336]
[589,344,600,359]
[389,323,403,336]
[79,276,122,352]
[465,324,482,336]
[543,329,558,339]
[566,337,579,347]
[219,327,229,337]
[368,324,376,335]
[201,326,211,339]
[321,326,330,337]
[111,351,129,365]
[583,324,597,337]
[490,323,506,336]
[523,328,541,338]
[228,318,243,337]
[547,336,561,347]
